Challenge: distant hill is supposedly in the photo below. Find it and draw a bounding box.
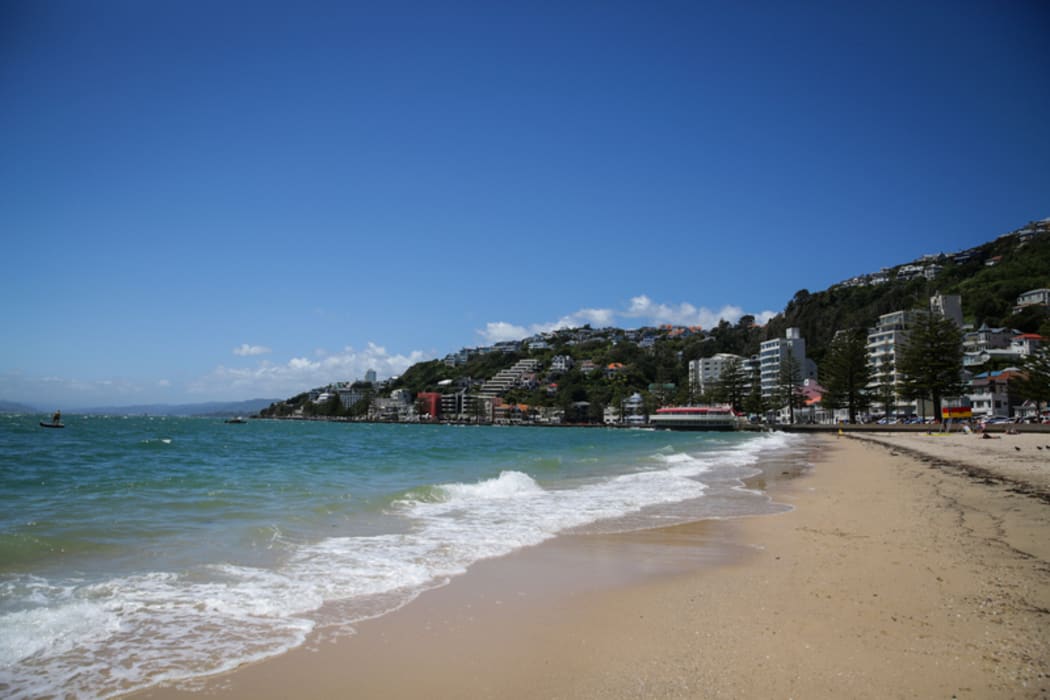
[0,400,39,413]
[74,398,280,417]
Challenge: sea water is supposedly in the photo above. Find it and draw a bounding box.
[0,414,807,698]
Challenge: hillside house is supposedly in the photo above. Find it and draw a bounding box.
[1014,288,1050,313]
[968,369,1025,419]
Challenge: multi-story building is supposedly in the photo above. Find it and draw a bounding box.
[963,325,1016,354]
[439,391,494,422]
[337,382,372,410]
[440,391,466,419]
[968,369,1024,419]
[477,358,540,397]
[866,310,918,416]
[416,392,441,420]
[623,392,646,425]
[929,293,963,326]
[962,324,1021,367]
[759,328,816,398]
[688,353,748,397]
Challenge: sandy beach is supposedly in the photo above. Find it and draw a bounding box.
[133,433,1050,699]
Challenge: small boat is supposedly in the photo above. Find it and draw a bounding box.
[41,410,64,429]
[224,417,247,424]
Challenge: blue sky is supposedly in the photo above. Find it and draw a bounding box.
[2,1,1048,409]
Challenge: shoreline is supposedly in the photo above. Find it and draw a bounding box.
[131,433,1049,699]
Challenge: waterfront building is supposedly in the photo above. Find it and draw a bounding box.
[623,392,646,425]
[967,369,1024,419]
[866,310,916,416]
[688,353,747,397]
[416,392,441,420]
[439,391,466,419]
[759,328,816,398]
[338,382,372,410]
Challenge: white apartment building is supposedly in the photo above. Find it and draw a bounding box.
[865,309,941,417]
[759,328,816,398]
[688,353,747,396]
[866,311,915,413]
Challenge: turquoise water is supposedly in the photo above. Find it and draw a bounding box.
[0,414,804,698]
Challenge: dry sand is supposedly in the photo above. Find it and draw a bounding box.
[852,429,1050,497]
[132,434,1050,699]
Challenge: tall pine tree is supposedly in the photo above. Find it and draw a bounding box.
[712,358,748,412]
[898,311,965,419]
[820,328,872,423]
[774,354,805,424]
[1016,345,1050,409]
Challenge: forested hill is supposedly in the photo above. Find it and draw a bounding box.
[382,220,1050,407]
[765,219,1050,366]
[268,218,1049,417]
[390,220,1049,400]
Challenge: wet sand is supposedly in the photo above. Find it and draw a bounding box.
[132,434,1050,699]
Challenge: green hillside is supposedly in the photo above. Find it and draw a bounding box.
[266,219,1049,420]
[767,222,1050,365]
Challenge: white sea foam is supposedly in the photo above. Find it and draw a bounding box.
[0,430,804,699]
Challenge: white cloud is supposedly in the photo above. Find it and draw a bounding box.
[233,344,272,357]
[478,322,530,344]
[2,341,429,408]
[620,294,779,328]
[477,307,619,343]
[478,296,778,344]
[573,307,617,326]
[191,342,427,398]
[753,310,778,325]
[623,295,746,327]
